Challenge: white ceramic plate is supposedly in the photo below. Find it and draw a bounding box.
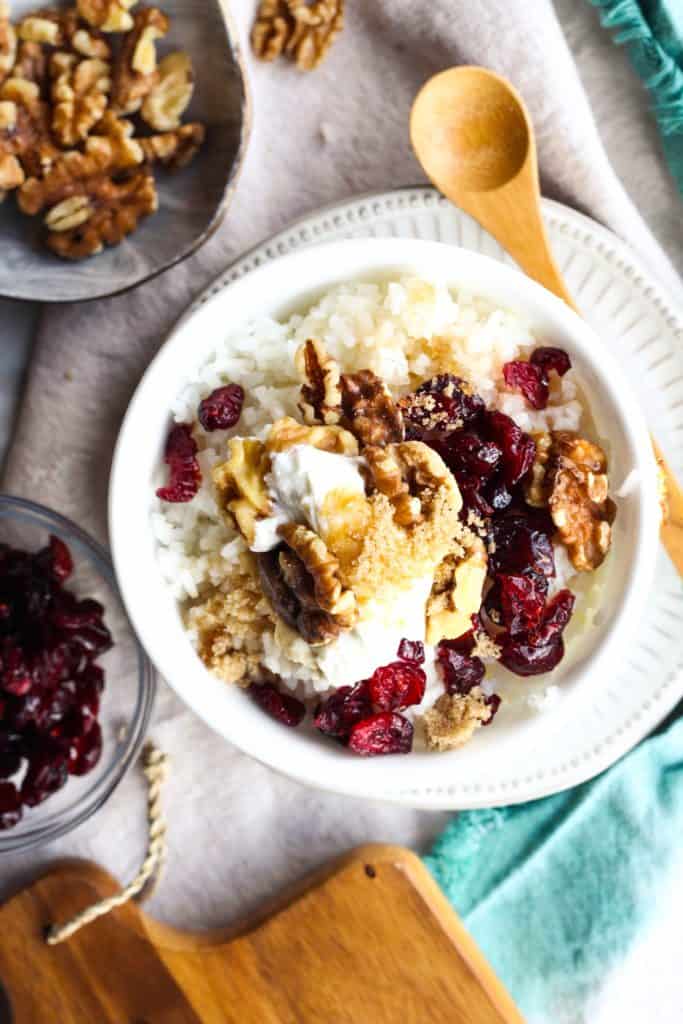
[111,189,682,809]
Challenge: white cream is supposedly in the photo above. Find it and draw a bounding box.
[315,574,434,689]
[250,444,367,552]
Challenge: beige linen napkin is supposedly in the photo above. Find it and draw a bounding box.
[1,0,681,926]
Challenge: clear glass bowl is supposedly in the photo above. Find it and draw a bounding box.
[0,495,155,852]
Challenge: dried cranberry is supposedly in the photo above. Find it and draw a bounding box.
[489,514,555,579]
[500,589,575,676]
[402,374,484,440]
[445,431,502,483]
[36,535,74,583]
[498,573,547,635]
[368,662,426,711]
[487,411,536,487]
[250,682,305,727]
[0,782,22,829]
[21,747,68,807]
[156,423,201,504]
[437,640,485,694]
[531,347,571,378]
[67,720,103,776]
[503,360,549,410]
[0,751,21,778]
[314,682,373,739]
[397,639,425,664]
[198,383,244,432]
[348,712,413,756]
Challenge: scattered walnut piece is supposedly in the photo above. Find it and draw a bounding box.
[422,689,493,752]
[77,0,137,33]
[139,121,204,170]
[140,50,193,131]
[45,166,157,259]
[525,430,552,507]
[295,339,343,426]
[251,0,344,71]
[50,52,111,146]
[546,432,615,572]
[426,534,487,645]
[283,0,344,71]
[0,2,17,85]
[17,12,61,46]
[111,6,167,115]
[364,440,458,528]
[0,149,23,191]
[0,83,57,178]
[266,416,358,456]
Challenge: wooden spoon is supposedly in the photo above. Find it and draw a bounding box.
[410,65,682,575]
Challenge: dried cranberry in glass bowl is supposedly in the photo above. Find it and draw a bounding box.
[0,496,154,852]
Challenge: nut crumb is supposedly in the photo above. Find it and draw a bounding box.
[422,689,493,752]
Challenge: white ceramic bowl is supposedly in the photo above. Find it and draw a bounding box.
[109,239,660,808]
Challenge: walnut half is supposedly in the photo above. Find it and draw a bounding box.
[546,432,616,572]
[364,440,458,528]
[295,338,342,426]
[0,2,17,86]
[251,0,344,72]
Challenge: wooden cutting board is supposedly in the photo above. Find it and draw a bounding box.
[0,844,524,1023]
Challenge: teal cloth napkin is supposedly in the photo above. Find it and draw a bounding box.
[589,0,683,195]
[425,707,683,1022]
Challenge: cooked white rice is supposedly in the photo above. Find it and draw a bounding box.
[153,276,586,705]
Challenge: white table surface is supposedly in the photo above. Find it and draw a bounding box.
[1,3,682,1020]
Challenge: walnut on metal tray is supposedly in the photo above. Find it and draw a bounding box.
[141,51,193,132]
[364,440,453,527]
[0,0,205,259]
[541,431,616,572]
[111,6,167,115]
[0,2,17,86]
[77,0,138,33]
[44,165,157,259]
[50,52,111,146]
[139,121,204,170]
[251,0,344,72]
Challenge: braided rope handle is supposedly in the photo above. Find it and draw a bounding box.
[46,743,170,946]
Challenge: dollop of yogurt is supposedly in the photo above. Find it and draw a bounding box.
[251,444,367,552]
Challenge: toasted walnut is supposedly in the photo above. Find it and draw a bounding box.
[340,370,404,448]
[251,0,344,71]
[546,432,615,572]
[0,85,57,178]
[77,0,137,33]
[111,6,167,115]
[13,41,49,88]
[139,122,204,170]
[257,544,342,647]
[50,52,111,146]
[44,192,92,231]
[426,534,487,644]
[85,110,143,168]
[295,339,342,426]
[0,2,17,86]
[45,167,157,259]
[19,146,107,213]
[422,689,493,752]
[278,522,358,628]
[266,416,358,456]
[284,0,344,71]
[525,430,553,507]
[0,150,23,190]
[18,13,61,46]
[212,438,272,546]
[140,51,193,132]
[364,440,454,527]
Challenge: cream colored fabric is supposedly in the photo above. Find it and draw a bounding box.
[1,0,680,933]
